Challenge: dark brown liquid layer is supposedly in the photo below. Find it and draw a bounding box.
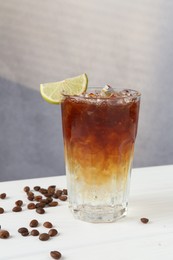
[61,95,140,185]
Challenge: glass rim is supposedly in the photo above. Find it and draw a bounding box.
[62,87,141,100]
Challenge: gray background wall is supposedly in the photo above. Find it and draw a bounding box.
[0,0,173,181]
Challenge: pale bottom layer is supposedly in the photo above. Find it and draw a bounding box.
[66,170,131,223]
[69,203,128,223]
[65,155,132,223]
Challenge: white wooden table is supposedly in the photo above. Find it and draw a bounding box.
[0,165,173,260]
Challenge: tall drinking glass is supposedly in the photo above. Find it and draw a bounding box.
[61,88,141,223]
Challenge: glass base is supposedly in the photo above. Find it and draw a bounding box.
[70,204,127,223]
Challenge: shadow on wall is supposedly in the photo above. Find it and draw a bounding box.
[0,77,65,181]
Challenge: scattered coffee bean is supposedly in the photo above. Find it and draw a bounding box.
[140,217,149,224]
[27,203,36,209]
[48,186,56,193]
[12,206,22,212]
[34,195,42,201]
[15,200,23,207]
[55,190,62,198]
[50,250,62,259]
[39,188,48,195]
[33,186,40,191]
[21,231,29,236]
[59,195,67,201]
[0,207,4,214]
[45,197,53,203]
[48,229,58,237]
[27,191,34,196]
[27,195,34,201]
[43,221,53,228]
[39,233,50,241]
[48,185,56,189]
[62,189,68,195]
[49,201,58,207]
[23,186,30,193]
[44,193,53,198]
[29,219,39,227]
[35,202,46,208]
[53,193,59,199]
[18,227,29,234]
[0,193,6,199]
[31,229,39,236]
[36,207,45,214]
[0,230,10,239]
[40,199,48,204]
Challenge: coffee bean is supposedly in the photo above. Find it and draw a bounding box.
[40,198,52,204]
[48,186,56,194]
[0,230,10,239]
[62,189,68,195]
[27,203,36,209]
[0,193,6,199]
[45,197,53,203]
[21,231,29,236]
[43,221,53,228]
[53,193,59,199]
[27,195,34,201]
[140,218,149,224]
[12,206,22,212]
[55,190,62,198]
[49,201,58,207]
[27,191,34,196]
[50,251,62,259]
[48,229,58,237]
[33,186,40,191]
[31,229,39,236]
[36,207,45,214]
[15,200,23,207]
[0,207,4,214]
[40,199,48,204]
[34,195,42,201]
[29,219,39,227]
[23,186,30,193]
[39,188,48,195]
[48,185,56,189]
[44,193,53,198]
[18,227,29,234]
[35,202,46,208]
[39,233,50,241]
[59,195,67,201]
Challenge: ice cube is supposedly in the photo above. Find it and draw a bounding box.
[118,89,135,103]
[119,89,132,97]
[100,85,115,97]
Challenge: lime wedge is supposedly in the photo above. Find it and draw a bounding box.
[40,74,88,104]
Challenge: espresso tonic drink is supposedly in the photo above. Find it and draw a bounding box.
[61,87,141,222]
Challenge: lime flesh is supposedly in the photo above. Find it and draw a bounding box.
[40,73,88,104]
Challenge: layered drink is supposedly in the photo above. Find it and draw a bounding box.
[61,87,141,222]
